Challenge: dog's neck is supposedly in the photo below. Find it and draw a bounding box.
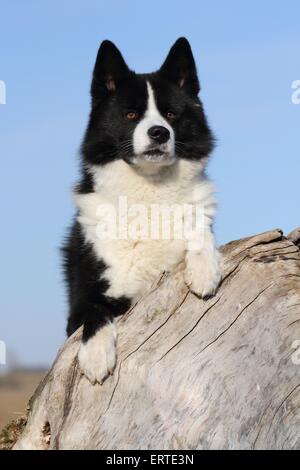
[88,158,207,197]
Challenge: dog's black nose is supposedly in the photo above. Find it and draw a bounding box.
[148,126,170,144]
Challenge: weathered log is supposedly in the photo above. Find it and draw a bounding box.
[13,228,300,450]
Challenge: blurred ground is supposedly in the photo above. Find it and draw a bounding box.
[0,369,46,430]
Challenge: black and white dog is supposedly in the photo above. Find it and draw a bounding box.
[63,38,221,384]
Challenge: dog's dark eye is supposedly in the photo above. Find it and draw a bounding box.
[166,111,176,120]
[126,111,139,120]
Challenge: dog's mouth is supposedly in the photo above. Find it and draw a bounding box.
[131,149,176,175]
[142,148,165,161]
[124,143,176,174]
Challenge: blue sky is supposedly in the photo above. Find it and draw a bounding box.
[0,1,299,367]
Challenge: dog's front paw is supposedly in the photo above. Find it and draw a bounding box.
[78,322,117,385]
[184,251,222,298]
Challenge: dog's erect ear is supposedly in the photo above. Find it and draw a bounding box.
[159,37,200,97]
[91,40,130,101]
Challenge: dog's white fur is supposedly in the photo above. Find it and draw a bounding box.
[76,158,220,300]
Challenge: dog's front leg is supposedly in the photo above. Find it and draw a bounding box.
[77,303,117,385]
[184,225,221,298]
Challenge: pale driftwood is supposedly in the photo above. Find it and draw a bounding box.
[13,228,300,450]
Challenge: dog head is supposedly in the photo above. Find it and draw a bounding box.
[82,38,214,176]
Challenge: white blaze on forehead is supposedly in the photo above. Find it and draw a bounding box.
[146,82,167,123]
[133,81,175,155]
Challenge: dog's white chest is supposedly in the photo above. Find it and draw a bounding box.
[97,237,185,300]
[75,159,215,301]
